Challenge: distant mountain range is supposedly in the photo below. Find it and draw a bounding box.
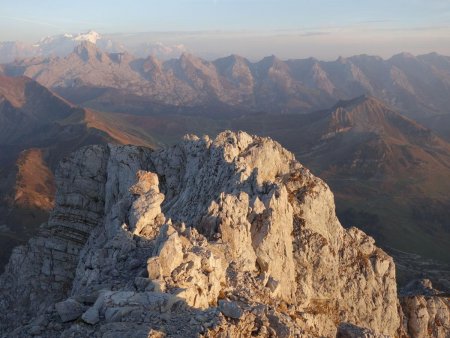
[2,41,450,131]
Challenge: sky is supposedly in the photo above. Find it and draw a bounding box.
[1,0,450,59]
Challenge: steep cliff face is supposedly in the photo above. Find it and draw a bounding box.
[0,145,154,333]
[0,131,447,337]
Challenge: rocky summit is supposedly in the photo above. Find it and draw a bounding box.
[0,131,448,337]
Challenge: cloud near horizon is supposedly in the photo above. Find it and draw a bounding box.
[105,23,450,60]
[1,0,449,60]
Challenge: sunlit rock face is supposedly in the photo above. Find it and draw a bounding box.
[1,131,445,337]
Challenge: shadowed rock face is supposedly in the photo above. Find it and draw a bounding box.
[0,131,446,337]
[0,75,157,272]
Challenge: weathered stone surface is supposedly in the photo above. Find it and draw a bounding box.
[81,306,100,325]
[157,229,184,276]
[218,300,243,319]
[0,144,153,334]
[146,257,162,280]
[400,279,450,338]
[129,171,165,236]
[337,323,390,338]
[55,299,85,322]
[0,131,447,337]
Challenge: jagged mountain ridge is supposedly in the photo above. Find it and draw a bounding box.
[3,43,450,119]
[0,131,447,337]
[295,95,450,178]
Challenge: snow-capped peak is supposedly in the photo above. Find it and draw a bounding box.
[73,30,101,44]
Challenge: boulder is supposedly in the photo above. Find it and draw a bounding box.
[55,299,85,322]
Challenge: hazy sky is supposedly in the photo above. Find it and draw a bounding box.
[1,0,450,59]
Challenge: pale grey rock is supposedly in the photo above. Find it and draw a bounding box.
[203,192,257,272]
[218,300,243,319]
[146,257,162,280]
[267,312,292,338]
[151,223,227,309]
[337,323,390,338]
[0,131,446,337]
[400,279,450,338]
[105,307,137,322]
[129,171,165,236]
[156,230,183,276]
[81,306,100,325]
[55,299,85,322]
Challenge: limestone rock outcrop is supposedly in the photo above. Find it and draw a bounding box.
[0,131,447,337]
[399,279,449,338]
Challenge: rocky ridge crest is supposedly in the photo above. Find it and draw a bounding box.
[0,131,447,337]
[6,48,450,118]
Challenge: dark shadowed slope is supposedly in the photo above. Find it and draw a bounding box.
[0,75,157,270]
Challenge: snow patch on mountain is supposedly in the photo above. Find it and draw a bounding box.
[73,30,102,44]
